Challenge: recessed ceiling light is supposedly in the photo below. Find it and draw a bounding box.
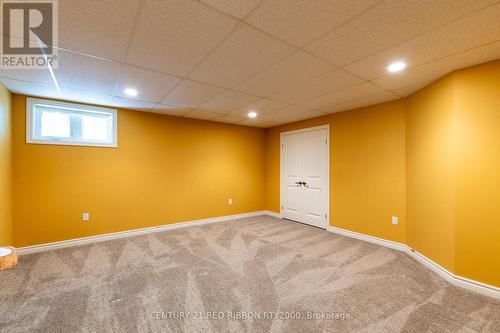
[247,111,257,119]
[123,88,138,97]
[387,61,407,73]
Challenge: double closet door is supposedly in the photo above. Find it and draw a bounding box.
[281,126,329,229]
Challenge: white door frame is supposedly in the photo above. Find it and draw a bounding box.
[280,124,330,228]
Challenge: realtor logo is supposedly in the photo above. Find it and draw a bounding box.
[1,0,58,68]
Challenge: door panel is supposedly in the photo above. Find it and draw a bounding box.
[302,132,323,188]
[301,129,328,227]
[284,186,301,220]
[302,188,323,226]
[282,133,302,222]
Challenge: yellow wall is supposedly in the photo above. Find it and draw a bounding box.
[404,59,500,286]
[0,83,12,246]
[454,60,500,287]
[405,75,457,272]
[265,101,407,244]
[12,94,266,247]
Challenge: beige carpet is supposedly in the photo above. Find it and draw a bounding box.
[0,216,498,332]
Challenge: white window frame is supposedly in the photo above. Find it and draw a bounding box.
[26,97,118,148]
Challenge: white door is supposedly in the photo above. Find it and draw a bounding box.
[281,127,329,228]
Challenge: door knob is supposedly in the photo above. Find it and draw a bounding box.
[295,181,301,186]
[301,181,307,186]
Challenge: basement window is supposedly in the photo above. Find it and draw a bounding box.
[27,98,117,147]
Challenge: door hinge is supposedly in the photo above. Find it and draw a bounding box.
[325,214,328,219]
[282,144,284,149]
[281,205,283,210]
[325,139,328,144]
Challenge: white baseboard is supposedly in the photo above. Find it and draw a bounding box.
[327,226,500,300]
[328,226,408,252]
[264,210,281,219]
[18,211,266,255]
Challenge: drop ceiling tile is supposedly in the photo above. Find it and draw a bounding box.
[0,35,55,84]
[0,36,54,84]
[321,92,399,114]
[184,109,224,120]
[0,78,116,108]
[271,119,296,126]
[127,0,238,76]
[230,98,289,117]
[235,50,334,96]
[392,81,434,97]
[111,97,156,111]
[260,123,281,128]
[254,112,283,122]
[188,24,296,88]
[306,0,498,66]
[373,63,452,91]
[0,78,59,98]
[151,104,191,117]
[212,114,247,124]
[259,106,326,124]
[373,40,500,90]
[161,80,226,108]
[270,69,364,103]
[252,112,283,122]
[0,67,54,86]
[344,3,500,80]
[278,110,328,123]
[200,0,260,19]
[244,0,381,47]
[259,105,324,123]
[115,65,181,102]
[301,82,386,109]
[237,119,279,128]
[58,0,141,61]
[54,51,122,95]
[198,90,260,113]
[0,50,121,95]
[59,88,114,106]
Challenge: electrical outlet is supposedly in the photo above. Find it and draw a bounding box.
[83,213,90,222]
[391,216,398,225]
[228,198,233,205]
